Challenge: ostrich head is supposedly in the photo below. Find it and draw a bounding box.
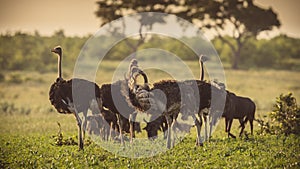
[143,118,160,140]
[127,59,149,91]
[126,59,152,111]
[199,55,209,63]
[51,46,62,56]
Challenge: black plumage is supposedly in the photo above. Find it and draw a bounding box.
[49,78,101,115]
[49,46,101,150]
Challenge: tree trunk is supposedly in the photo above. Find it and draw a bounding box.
[232,38,242,70]
[232,52,239,69]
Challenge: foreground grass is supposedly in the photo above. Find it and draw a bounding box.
[1,130,299,168]
[0,113,300,168]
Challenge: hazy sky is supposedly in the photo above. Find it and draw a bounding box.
[0,0,299,38]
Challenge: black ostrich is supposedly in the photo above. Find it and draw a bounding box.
[49,46,102,150]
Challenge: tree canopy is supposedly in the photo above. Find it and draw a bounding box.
[95,0,280,69]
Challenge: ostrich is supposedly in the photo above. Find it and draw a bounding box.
[49,46,102,150]
[100,107,141,142]
[143,114,193,140]
[124,59,227,148]
[197,54,213,140]
[86,114,103,136]
[140,55,212,142]
[100,76,145,145]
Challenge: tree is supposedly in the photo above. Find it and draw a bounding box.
[168,0,281,69]
[214,0,280,69]
[95,0,281,69]
[95,1,170,56]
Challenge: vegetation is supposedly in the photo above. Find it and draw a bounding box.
[0,0,298,167]
[1,31,300,72]
[1,128,299,168]
[95,0,280,69]
[0,61,300,168]
[258,93,300,136]
[0,30,88,72]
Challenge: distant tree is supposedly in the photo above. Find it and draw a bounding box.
[171,0,281,69]
[95,0,281,69]
[53,29,65,38]
[95,1,169,56]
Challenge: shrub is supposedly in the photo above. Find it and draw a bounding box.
[270,93,300,135]
[257,93,300,136]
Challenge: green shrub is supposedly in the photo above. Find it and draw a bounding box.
[257,93,300,136]
[270,93,300,135]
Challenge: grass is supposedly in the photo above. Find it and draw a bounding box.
[1,60,300,168]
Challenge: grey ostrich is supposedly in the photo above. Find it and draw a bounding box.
[49,46,102,150]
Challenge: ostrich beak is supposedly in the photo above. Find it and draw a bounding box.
[51,48,56,53]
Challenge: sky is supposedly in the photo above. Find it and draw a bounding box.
[0,0,299,38]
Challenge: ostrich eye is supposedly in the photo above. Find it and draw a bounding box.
[54,47,61,53]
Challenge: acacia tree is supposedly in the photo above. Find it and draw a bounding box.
[209,0,281,69]
[169,0,281,69]
[95,0,280,69]
[95,0,172,55]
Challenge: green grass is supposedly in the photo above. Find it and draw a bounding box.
[1,116,299,168]
[1,60,300,168]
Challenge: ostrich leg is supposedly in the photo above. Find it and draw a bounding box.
[116,114,125,146]
[129,111,137,144]
[109,122,114,141]
[74,112,84,150]
[165,115,173,149]
[193,114,203,146]
[170,118,177,148]
[201,112,209,141]
[82,110,88,142]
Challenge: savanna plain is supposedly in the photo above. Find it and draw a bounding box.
[0,61,300,168]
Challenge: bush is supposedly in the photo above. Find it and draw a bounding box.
[257,93,300,136]
[270,93,300,135]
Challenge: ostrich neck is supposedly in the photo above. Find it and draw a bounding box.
[200,61,204,81]
[58,53,62,79]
